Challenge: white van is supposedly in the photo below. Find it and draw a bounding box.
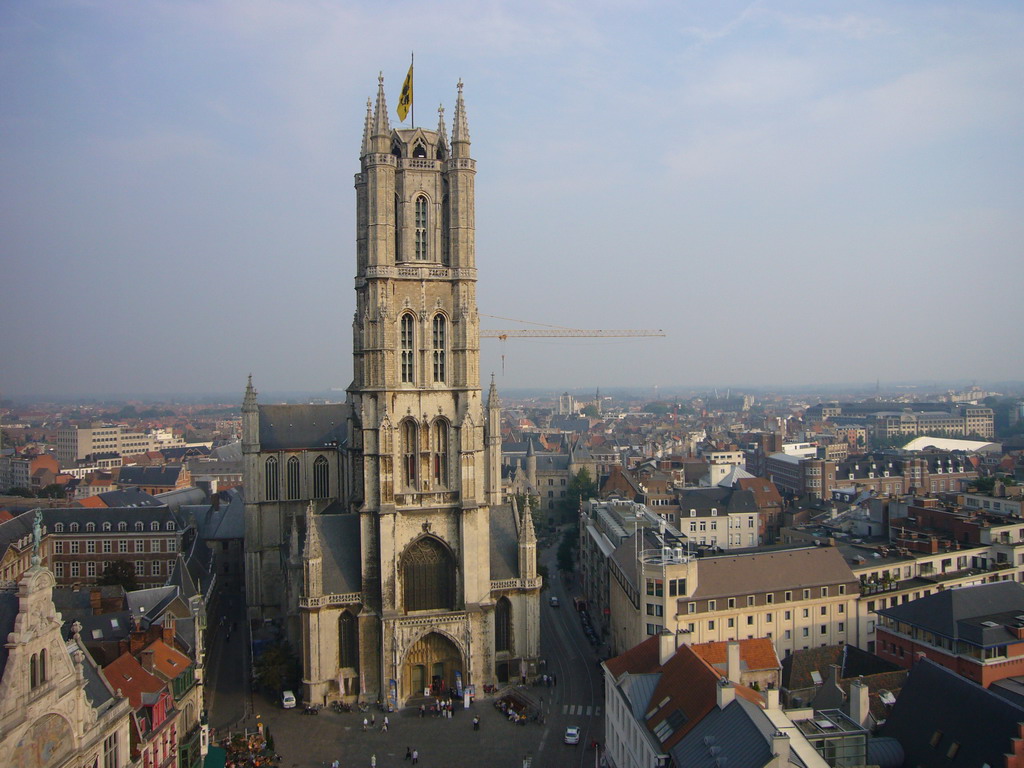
[281,690,297,709]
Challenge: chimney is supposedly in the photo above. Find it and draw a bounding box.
[726,641,742,684]
[765,686,781,711]
[140,648,155,673]
[717,678,736,709]
[162,622,176,645]
[90,588,102,615]
[771,731,791,766]
[129,629,147,656]
[849,678,870,728]
[658,630,677,666]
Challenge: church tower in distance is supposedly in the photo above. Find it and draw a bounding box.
[244,74,540,708]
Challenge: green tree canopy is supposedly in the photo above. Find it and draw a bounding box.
[253,641,301,695]
[98,560,138,591]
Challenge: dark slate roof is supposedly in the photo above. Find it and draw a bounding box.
[154,486,207,511]
[317,514,362,594]
[876,580,1024,641]
[0,590,19,678]
[95,487,164,508]
[676,487,757,515]
[117,465,184,488]
[76,637,119,710]
[880,657,1024,768]
[620,672,660,720]
[669,697,807,768]
[534,454,570,472]
[190,490,245,541]
[489,504,519,581]
[258,404,350,451]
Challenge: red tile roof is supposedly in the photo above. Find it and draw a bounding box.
[690,638,781,673]
[143,639,192,682]
[102,652,165,709]
[604,635,660,679]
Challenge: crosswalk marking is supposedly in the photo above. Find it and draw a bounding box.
[560,704,601,717]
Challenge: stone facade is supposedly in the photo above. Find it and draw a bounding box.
[243,76,540,707]
[0,535,132,768]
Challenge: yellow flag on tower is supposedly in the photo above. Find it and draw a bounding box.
[397,59,413,122]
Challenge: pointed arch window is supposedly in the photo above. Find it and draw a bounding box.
[39,648,47,683]
[432,314,447,383]
[441,178,450,265]
[412,141,427,158]
[402,420,418,488]
[433,420,449,487]
[400,313,415,383]
[265,456,279,501]
[339,610,359,669]
[495,597,512,653]
[414,195,428,260]
[30,654,38,689]
[394,193,402,261]
[313,455,330,499]
[402,537,455,612]
[287,456,301,500]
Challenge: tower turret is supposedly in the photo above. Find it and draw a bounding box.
[486,373,502,506]
[303,501,323,598]
[519,499,537,580]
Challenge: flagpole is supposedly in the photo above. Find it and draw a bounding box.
[410,51,415,128]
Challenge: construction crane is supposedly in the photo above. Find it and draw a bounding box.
[479,314,665,372]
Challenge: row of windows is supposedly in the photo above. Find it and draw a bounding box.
[685,585,847,612]
[54,560,176,578]
[54,539,175,554]
[52,520,175,533]
[265,455,330,501]
[695,619,846,636]
[401,313,447,384]
[689,603,847,621]
[402,420,449,490]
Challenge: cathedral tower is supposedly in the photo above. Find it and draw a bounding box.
[248,74,544,707]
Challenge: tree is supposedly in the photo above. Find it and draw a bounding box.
[559,468,598,520]
[5,487,33,497]
[98,560,138,591]
[253,641,301,694]
[556,529,577,573]
[38,484,67,499]
[581,404,599,418]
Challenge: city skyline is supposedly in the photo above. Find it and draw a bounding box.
[3,1,1023,397]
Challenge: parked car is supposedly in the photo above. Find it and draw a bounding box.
[564,726,581,745]
[549,596,560,607]
[281,690,297,709]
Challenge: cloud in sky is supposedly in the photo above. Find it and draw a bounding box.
[1,0,1022,398]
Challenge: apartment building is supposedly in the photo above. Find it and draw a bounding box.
[766,451,976,500]
[0,506,191,589]
[57,423,181,466]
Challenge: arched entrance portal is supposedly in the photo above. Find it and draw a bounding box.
[403,632,462,701]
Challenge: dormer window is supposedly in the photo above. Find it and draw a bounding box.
[102,522,111,531]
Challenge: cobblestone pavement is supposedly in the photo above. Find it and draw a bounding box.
[246,694,584,768]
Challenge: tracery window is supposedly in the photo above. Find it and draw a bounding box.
[414,195,428,260]
[287,456,301,500]
[265,456,279,501]
[401,313,415,383]
[402,537,455,612]
[495,597,511,653]
[339,610,359,669]
[402,420,418,488]
[433,420,449,487]
[432,314,446,383]
[313,455,329,499]
[394,193,402,261]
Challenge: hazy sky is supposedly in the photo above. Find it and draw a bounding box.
[3,1,1023,399]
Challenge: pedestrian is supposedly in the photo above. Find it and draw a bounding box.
[384,715,390,729]
[412,748,419,765]
[371,713,376,727]
[405,746,412,760]
[472,716,480,731]
[362,717,368,732]
[419,704,425,718]
[370,754,376,768]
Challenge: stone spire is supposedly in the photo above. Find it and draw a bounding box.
[371,72,391,149]
[361,98,373,155]
[451,79,470,157]
[436,103,448,154]
[303,501,321,560]
[303,501,323,598]
[487,372,500,410]
[242,374,257,413]
[518,498,537,579]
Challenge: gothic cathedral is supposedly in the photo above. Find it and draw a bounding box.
[242,75,541,707]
